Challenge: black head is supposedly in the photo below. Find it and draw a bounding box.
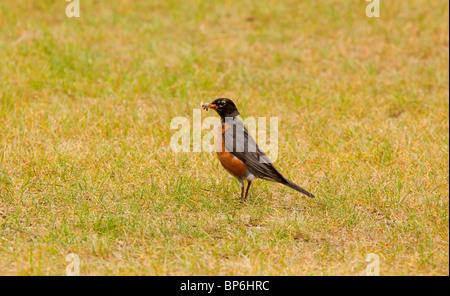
[204,98,240,118]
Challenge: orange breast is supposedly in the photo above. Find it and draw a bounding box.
[216,123,247,178]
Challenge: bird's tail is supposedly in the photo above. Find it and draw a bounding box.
[283,179,315,198]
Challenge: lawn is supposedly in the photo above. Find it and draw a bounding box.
[0,0,448,275]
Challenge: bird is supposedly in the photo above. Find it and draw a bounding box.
[202,98,315,201]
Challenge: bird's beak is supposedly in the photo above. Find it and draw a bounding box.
[201,102,218,111]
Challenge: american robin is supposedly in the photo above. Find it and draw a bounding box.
[202,98,315,201]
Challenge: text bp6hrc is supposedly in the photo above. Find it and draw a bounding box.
[225,281,269,291]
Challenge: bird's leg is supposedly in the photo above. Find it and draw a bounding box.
[244,181,252,201]
[238,178,245,201]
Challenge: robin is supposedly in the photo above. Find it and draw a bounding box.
[202,98,315,201]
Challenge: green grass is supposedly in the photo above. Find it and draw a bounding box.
[0,0,448,275]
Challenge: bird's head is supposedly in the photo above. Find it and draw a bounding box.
[202,98,240,118]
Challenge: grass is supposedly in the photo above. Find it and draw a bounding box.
[0,0,448,275]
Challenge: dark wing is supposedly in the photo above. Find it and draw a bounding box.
[223,118,315,198]
[223,118,285,183]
